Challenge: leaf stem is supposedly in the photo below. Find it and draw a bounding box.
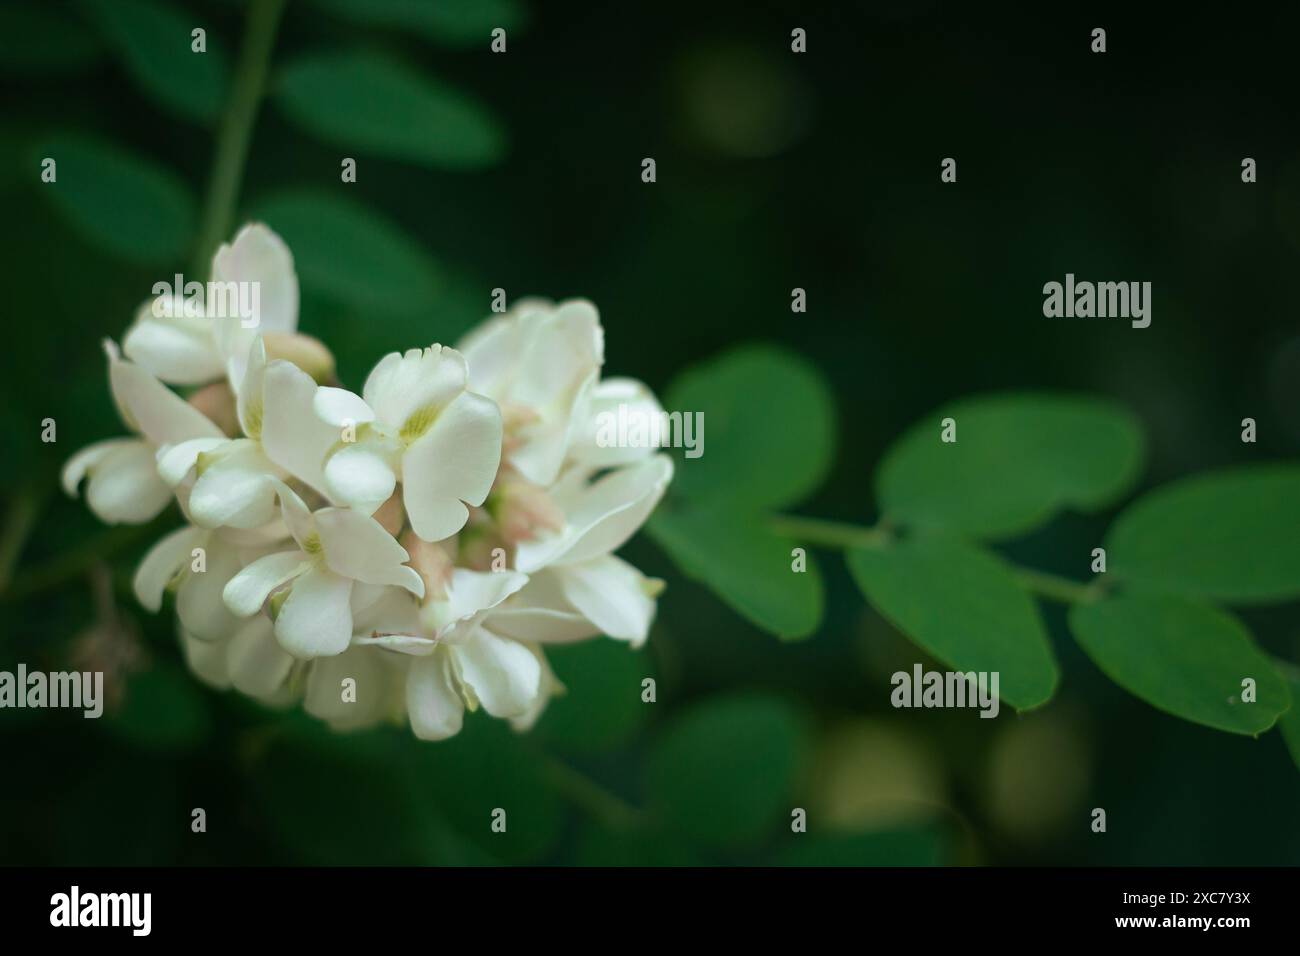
[770,514,891,550]
[1012,567,1104,605]
[540,755,643,831]
[192,0,288,274]
[772,513,1103,604]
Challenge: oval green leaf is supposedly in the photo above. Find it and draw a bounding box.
[646,694,807,848]
[846,535,1059,710]
[1276,663,1300,771]
[35,133,195,263]
[1105,464,1300,604]
[252,189,442,316]
[1069,595,1290,734]
[664,345,836,511]
[274,50,505,169]
[82,0,229,122]
[648,506,824,640]
[876,393,1145,540]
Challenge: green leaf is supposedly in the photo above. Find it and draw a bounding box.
[846,535,1058,710]
[1105,464,1300,604]
[252,189,442,316]
[105,663,211,753]
[664,345,836,510]
[34,133,196,263]
[274,50,506,169]
[1277,664,1300,771]
[307,0,528,48]
[646,694,807,848]
[1068,594,1291,735]
[876,393,1144,540]
[773,827,944,866]
[536,638,653,754]
[82,0,229,122]
[0,4,103,74]
[648,506,824,640]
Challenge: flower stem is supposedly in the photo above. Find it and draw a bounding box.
[192,0,288,275]
[541,755,643,831]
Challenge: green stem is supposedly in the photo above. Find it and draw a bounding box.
[192,0,288,274]
[1,518,164,603]
[1013,567,1103,605]
[541,755,642,831]
[773,513,1102,605]
[770,514,891,550]
[0,482,44,593]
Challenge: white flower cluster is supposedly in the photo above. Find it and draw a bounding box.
[63,224,673,740]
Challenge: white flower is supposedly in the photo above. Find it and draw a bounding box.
[123,223,300,389]
[313,345,502,542]
[349,572,546,740]
[62,340,224,524]
[222,482,424,659]
[155,336,339,530]
[458,298,603,487]
[509,455,673,646]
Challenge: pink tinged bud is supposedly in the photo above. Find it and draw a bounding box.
[264,331,336,384]
[401,531,454,602]
[373,491,406,537]
[494,480,564,545]
[188,382,240,436]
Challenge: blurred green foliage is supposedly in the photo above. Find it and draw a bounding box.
[1,0,1299,867]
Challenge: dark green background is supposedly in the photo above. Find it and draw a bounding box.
[1,1,1298,865]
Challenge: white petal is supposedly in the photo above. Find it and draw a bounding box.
[234,335,267,437]
[489,571,600,644]
[210,223,299,334]
[435,568,528,642]
[361,345,467,432]
[134,525,206,612]
[351,584,422,636]
[62,437,136,497]
[451,627,541,719]
[123,307,223,385]
[356,634,437,655]
[222,549,307,617]
[274,566,354,658]
[509,644,563,732]
[107,342,223,445]
[323,442,397,513]
[260,360,338,496]
[180,629,230,690]
[406,653,464,740]
[156,437,228,487]
[570,376,666,467]
[555,555,656,646]
[516,455,673,571]
[187,441,278,530]
[176,536,245,642]
[313,386,375,428]
[314,507,424,596]
[84,442,174,525]
[304,645,395,728]
[401,390,503,542]
[226,616,295,700]
[269,479,315,549]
